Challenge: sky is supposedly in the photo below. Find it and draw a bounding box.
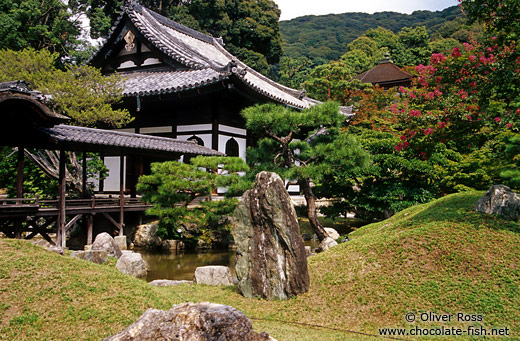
[274,0,460,21]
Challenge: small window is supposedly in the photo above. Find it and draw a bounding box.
[184,135,204,164]
[225,138,239,157]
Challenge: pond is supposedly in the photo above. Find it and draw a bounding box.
[140,249,236,282]
[140,217,367,282]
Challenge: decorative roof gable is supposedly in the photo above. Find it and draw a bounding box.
[89,1,319,110]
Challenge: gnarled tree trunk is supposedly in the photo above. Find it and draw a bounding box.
[299,178,328,242]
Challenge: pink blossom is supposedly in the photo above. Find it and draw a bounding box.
[463,42,474,51]
[495,117,501,123]
[410,109,422,117]
[468,55,477,62]
[469,81,477,88]
[506,123,513,129]
[430,53,446,65]
[451,47,462,57]
[400,135,406,141]
[437,121,446,129]
[517,108,520,114]
[465,115,472,121]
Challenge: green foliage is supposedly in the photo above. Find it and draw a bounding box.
[276,56,314,89]
[0,48,132,127]
[0,0,80,57]
[136,157,247,242]
[242,102,371,223]
[280,6,464,65]
[500,133,520,189]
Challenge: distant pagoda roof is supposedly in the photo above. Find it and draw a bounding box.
[355,54,413,88]
[89,1,321,110]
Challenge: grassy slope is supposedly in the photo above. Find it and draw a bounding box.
[1,191,519,340]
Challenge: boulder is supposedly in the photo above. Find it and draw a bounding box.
[161,239,183,253]
[149,279,193,287]
[194,266,233,286]
[475,185,520,221]
[324,227,340,241]
[91,232,122,258]
[70,250,108,264]
[232,171,309,300]
[133,221,162,249]
[114,236,127,250]
[304,246,313,257]
[116,252,148,278]
[319,237,338,252]
[105,302,272,341]
[31,239,64,255]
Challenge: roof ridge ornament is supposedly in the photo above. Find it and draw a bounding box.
[379,51,393,64]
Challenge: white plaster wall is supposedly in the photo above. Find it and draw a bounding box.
[103,156,126,192]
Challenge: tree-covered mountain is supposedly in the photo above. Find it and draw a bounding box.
[280,5,464,64]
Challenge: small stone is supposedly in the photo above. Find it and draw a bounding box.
[304,246,313,257]
[31,239,64,255]
[324,227,340,240]
[92,232,122,258]
[105,302,272,341]
[116,252,148,278]
[70,250,108,264]
[149,279,193,287]
[194,265,233,286]
[114,236,127,250]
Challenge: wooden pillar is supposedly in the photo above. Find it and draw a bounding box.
[57,150,67,248]
[87,215,93,245]
[15,146,24,239]
[16,146,24,201]
[82,151,88,198]
[119,155,125,236]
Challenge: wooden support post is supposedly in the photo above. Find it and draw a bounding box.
[57,149,67,248]
[15,146,24,239]
[119,155,125,236]
[87,214,93,245]
[82,151,87,198]
[16,146,24,201]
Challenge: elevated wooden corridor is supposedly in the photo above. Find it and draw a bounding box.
[0,196,151,245]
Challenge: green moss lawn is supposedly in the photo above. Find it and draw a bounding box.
[1,191,519,340]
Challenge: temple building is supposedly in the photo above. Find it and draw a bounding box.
[355,53,413,89]
[88,1,327,192]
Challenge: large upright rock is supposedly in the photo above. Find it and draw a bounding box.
[91,232,122,258]
[475,184,520,221]
[232,171,309,300]
[105,302,271,341]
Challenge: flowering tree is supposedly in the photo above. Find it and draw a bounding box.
[392,38,519,191]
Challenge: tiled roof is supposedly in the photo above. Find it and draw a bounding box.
[90,1,317,110]
[121,68,229,97]
[38,125,223,156]
[355,62,412,85]
[0,81,70,122]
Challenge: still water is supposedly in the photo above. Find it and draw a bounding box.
[140,249,236,282]
[140,218,364,282]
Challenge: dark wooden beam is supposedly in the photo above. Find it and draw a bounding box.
[119,155,125,236]
[16,147,24,200]
[82,151,87,198]
[57,149,67,248]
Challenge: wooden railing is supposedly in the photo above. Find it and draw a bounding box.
[0,196,148,210]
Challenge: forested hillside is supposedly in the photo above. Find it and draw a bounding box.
[280,6,463,64]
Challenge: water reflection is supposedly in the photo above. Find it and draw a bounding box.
[140,249,236,282]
